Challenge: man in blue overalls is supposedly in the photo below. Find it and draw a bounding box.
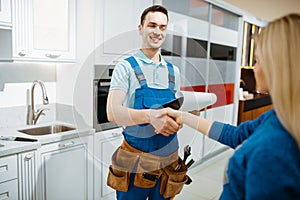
[107,5,184,200]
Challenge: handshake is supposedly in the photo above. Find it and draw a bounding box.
[149,108,183,136]
[149,91,217,136]
[150,107,195,137]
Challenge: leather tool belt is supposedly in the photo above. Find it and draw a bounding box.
[107,140,188,199]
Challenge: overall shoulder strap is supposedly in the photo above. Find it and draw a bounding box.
[166,61,175,90]
[125,56,147,88]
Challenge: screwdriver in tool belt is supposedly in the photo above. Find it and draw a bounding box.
[174,162,181,171]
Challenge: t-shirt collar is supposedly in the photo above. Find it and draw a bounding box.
[135,49,167,67]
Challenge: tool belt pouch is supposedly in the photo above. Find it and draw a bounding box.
[134,156,162,188]
[107,147,137,192]
[160,157,188,199]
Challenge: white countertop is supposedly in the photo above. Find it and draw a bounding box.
[0,140,40,157]
[0,121,95,157]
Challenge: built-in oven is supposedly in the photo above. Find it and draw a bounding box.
[93,65,120,132]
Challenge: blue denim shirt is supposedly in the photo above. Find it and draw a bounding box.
[209,109,300,199]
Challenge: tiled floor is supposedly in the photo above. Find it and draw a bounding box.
[175,149,234,200]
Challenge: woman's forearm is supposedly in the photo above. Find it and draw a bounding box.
[181,111,214,136]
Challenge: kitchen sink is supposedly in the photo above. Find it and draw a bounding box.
[18,125,75,136]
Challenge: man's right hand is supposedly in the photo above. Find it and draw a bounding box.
[149,108,182,136]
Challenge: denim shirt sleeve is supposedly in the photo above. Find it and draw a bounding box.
[208,121,224,141]
[208,109,274,149]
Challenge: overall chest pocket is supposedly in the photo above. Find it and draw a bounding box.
[142,96,172,109]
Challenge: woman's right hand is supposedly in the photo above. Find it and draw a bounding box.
[149,108,182,136]
[167,108,214,137]
[165,108,183,126]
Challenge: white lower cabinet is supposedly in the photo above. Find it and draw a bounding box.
[0,179,18,200]
[18,150,37,200]
[35,135,94,200]
[0,154,18,200]
[94,128,123,200]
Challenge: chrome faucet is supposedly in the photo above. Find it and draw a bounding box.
[27,80,49,125]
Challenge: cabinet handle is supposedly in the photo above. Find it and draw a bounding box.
[0,191,9,200]
[25,153,33,160]
[18,51,26,56]
[111,132,122,137]
[0,164,8,173]
[59,141,75,148]
[45,53,61,59]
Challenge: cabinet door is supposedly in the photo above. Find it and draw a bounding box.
[95,0,152,64]
[36,136,93,200]
[0,179,18,200]
[103,0,152,55]
[18,151,36,200]
[0,155,18,200]
[0,0,11,26]
[94,128,123,199]
[0,154,17,183]
[12,0,76,62]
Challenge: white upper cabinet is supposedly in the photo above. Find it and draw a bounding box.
[0,0,76,62]
[95,0,152,64]
[0,0,11,27]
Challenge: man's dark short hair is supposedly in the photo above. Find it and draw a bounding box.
[140,5,169,25]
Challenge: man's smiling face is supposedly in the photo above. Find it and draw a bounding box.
[138,11,168,50]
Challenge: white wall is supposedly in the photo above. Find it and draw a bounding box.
[0,63,57,127]
[222,0,300,21]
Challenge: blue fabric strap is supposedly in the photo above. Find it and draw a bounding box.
[166,62,175,90]
[125,56,175,90]
[125,56,147,88]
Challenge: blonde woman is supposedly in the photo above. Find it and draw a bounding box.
[166,13,300,199]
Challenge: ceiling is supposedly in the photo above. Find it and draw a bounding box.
[221,0,300,21]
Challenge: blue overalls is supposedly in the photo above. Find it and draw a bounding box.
[116,56,179,200]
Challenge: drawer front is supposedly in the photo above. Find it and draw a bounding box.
[0,179,18,200]
[0,154,17,183]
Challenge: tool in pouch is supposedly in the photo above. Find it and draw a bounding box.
[142,172,159,182]
[174,145,194,185]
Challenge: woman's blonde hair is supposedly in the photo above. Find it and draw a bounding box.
[256,13,300,148]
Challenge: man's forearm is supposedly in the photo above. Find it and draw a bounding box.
[107,104,150,126]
